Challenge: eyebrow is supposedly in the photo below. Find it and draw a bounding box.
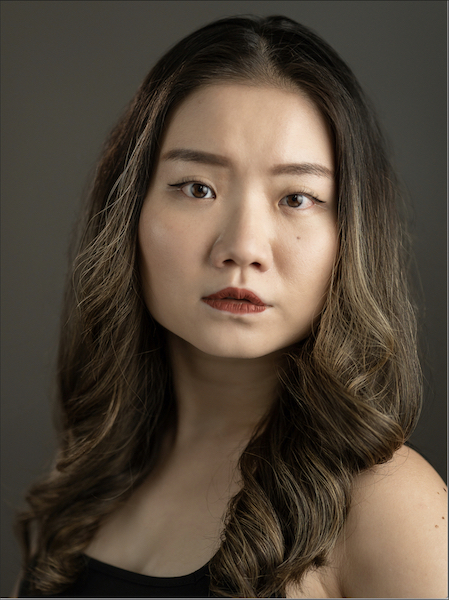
[161,148,333,179]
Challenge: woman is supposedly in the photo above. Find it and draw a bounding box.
[15,14,447,598]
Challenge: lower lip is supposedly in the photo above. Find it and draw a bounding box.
[202,298,267,314]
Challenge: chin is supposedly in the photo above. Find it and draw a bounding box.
[165,329,278,360]
[192,340,272,360]
[163,320,312,361]
[187,331,304,361]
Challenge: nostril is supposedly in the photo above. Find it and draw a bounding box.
[222,259,262,267]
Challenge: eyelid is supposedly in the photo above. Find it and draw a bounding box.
[279,191,324,207]
[167,180,324,205]
[168,179,216,199]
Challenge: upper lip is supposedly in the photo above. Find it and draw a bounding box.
[202,287,268,306]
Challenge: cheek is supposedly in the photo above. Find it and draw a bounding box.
[282,224,337,299]
[138,209,205,296]
[139,217,178,287]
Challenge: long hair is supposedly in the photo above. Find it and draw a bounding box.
[16,15,422,597]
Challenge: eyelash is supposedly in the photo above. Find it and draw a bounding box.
[169,180,216,199]
[168,179,323,208]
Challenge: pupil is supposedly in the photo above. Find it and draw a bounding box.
[289,194,302,207]
[193,184,206,197]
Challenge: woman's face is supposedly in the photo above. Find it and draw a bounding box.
[138,83,337,359]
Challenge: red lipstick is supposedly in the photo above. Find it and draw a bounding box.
[202,287,268,314]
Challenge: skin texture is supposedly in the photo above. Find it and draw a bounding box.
[289,446,448,598]
[138,83,338,361]
[82,84,448,598]
[338,446,448,599]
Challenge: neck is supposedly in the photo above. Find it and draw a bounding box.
[166,332,281,448]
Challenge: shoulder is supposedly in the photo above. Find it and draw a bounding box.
[337,446,447,599]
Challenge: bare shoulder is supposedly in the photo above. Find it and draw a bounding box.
[338,446,447,599]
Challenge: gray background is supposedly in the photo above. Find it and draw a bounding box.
[1,1,446,596]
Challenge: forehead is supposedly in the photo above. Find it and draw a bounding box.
[160,83,334,170]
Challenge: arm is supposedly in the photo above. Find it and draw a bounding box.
[339,446,447,599]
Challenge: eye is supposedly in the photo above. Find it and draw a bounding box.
[172,182,215,199]
[279,193,316,209]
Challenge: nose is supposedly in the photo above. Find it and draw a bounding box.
[209,193,273,272]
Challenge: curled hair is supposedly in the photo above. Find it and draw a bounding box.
[16,15,422,597]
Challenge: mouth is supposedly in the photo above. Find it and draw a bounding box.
[201,287,268,314]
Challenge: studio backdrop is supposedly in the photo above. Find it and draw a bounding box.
[1,1,446,596]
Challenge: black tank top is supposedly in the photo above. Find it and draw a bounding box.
[18,555,211,597]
